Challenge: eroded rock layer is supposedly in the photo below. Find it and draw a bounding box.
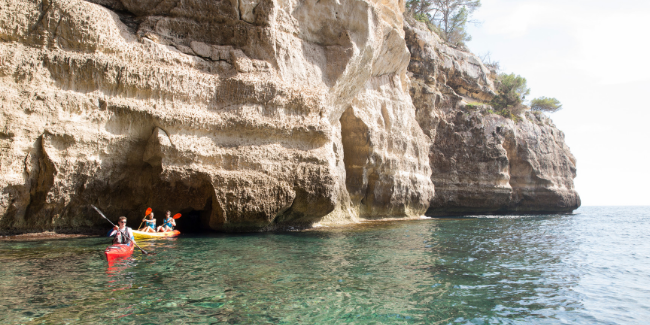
[404,17,580,215]
[0,1,579,234]
[0,0,433,233]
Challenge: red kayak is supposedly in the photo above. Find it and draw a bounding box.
[104,243,135,261]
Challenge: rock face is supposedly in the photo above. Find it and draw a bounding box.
[404,17,580,215]
[0,0,433,233]
[0,1,578,234]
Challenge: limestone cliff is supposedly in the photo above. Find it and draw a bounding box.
[0,0,433,233]
[0,1,578,234]
[404,17,580,215]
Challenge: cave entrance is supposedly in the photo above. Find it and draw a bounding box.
[127,164,217,234]
[173,208,213,234]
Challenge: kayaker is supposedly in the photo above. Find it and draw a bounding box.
[107,216,135,245]
[156,211,176,232]
[139,212,156,233]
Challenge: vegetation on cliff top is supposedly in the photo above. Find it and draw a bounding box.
[490,73,530,115]
[530,97,563,113]
[406,0,564,119]
[490,74,563,115]
[406,0,481,47]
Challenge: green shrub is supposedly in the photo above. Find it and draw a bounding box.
[406,0,481,47]
[531,97,562,113]
[490,73,529,113]
[483,108,522,122]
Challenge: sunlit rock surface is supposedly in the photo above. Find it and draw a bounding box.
[404,17,580,215]
[0,0,433,233]
[0,1,579,234]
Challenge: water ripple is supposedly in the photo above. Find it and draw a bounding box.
[0,206,649,323]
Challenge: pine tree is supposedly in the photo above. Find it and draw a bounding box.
[531,97,563,113]
[407,0,481,46]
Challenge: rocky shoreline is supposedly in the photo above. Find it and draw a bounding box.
[0,231,94,241]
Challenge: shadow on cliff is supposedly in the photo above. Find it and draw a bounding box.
[85,163,218,234]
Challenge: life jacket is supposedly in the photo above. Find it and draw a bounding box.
[145,219,156,229]
[111,227,133,244]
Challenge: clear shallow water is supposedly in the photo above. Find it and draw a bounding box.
[1,206,649,324]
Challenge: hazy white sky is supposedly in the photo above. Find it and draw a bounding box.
[466,0,650,206]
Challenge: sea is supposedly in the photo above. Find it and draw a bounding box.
[0,206,648,324]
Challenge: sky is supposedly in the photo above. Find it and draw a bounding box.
[465,0,650,206]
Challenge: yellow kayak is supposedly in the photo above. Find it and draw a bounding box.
[132,230,180,239]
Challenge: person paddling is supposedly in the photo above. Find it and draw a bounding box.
[139,212,156,233]
[108,216,135,245]
[156,210,176,232]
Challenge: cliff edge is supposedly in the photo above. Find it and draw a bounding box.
[405,17,580,215]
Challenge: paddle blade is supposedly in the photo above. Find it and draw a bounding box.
[145,207,152,216]
[173,213,182,219]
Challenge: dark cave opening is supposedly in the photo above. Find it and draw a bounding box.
[111,164,218,234]
[173,208,212,234]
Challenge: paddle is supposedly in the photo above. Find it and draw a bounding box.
[91,205,151,255]
[173,213,182,219]
[138,207,153,230]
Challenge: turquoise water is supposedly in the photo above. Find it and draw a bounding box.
[1,206,649,324]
